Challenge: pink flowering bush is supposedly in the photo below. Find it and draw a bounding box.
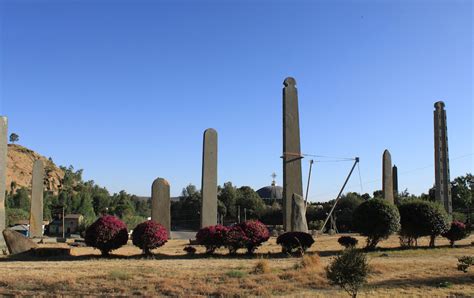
[225,220,270,254]
[85,215,129,256]
[196,225,229,254]
[442,221,470,247]
[132,220,168,255]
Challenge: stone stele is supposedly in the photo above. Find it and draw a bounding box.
[382,149,394,204]
[291,193,308,233]
[0,117,7,247]
[282,77,303,231]
[30,159,45,238]
[2,229,38,255]
[151,178,171,236]
[201,128,218,228]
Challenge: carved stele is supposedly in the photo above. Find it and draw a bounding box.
[201,128,218,228]
[382,150,394,204]
[282,77,303,231]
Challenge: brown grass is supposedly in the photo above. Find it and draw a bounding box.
[0,234,473,296]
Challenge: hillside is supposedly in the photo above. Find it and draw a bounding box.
[7,144,64,194]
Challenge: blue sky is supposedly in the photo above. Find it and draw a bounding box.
[0,0,472,201]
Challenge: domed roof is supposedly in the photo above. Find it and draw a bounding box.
[257,184,283,200]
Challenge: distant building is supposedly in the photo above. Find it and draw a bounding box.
[257,174,283,204]
[48,214,84,236]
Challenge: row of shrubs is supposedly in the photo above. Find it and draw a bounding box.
[195,221,316,255]
[351,198,471,250]
[84,216,318,256]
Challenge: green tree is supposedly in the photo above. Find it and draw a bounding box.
[236,186,265,218]
[451,174,473,224]
[112,191,135,218]
[218,182,237,219]
[77,192,96,221]
[9,133,19,144]
[352,199,400,250]
[11,187,30,211]
[6,208,29,226]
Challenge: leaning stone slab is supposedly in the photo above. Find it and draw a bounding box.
[2,229,38,255]
[291,193,308,233]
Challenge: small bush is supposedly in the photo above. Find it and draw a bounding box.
[352,199,400,250]
[85,215,129,256]
[183,246,196,255]
[195,225,229,254]
[276,232,315,254]
[226,270,246,278]
[398,199,449,248]
[326,249,369,298]
[132,220,168,255]
[253,259,270,274]
[457,256,473,273]
[226,225,248,254]
[338,236,358,249]
[442,221,470,247]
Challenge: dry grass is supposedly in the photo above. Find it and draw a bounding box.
[0,234,473,296]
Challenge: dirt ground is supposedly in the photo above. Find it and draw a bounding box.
[0,234,473,297]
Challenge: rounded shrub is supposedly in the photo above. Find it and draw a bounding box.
[85,215,129,256]
[338,236,358,249]
[443,221,470,247]
[132,220,168,255]
[352,199,400,250]
[225,220,270,254]
[398,199,449,248]
[195,224,229,254]
[276,232,315,254]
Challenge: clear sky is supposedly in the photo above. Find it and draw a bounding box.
[0,0,472,201]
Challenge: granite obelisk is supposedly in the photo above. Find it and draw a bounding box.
[151,178,171,236]
[392,165,398,199]
[282,77,303,231]
[0,117,7,247]
[201,128,217,228]
[382,150,394,204]
[434,101,452,214]
[30,159,44,238]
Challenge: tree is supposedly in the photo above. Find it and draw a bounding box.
[326,249,369,298]
[235,186,265,218]
[9,133,19,144]
[451,174,473,224]
[218,182,237,219]
[352,199,400,250]
[398,199,449,248]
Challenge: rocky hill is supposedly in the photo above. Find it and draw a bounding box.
[7,144,64,194]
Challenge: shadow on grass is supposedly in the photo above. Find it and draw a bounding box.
[369,274,474,289]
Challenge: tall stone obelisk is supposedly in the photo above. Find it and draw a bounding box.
[0,117,7,247]
[382,150,394,204]
[201,128,217,228]
[392,165,398,199]
[30,160,44,238]
[282,77,303,231]
[151,178,171,236]
[434,101,452,214]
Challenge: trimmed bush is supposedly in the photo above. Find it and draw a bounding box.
[443,221,470,247]
[85,215,129,256]
[338,236,358,249]
[276,232,315,254]
[225,220,270,254]
[326,248,369,298]
[132,220,168,255]
[352,199,400,250]
[398,199,450,248]
[195,225,229,254]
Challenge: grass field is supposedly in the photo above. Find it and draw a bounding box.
[0,234,473,297]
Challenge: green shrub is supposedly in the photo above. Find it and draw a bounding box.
[338,236,358,249]
[457,256,473,273]
[398,199,449,248]
[326,249,369,298]
[352,199,400,250]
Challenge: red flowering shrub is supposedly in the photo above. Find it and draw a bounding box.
[239,220,270,254]
[195,225,229,254]
[443,221,470,247]
[85,215,129,256]
[276,232,315,254]
[225,225,248,254]
[132,220,168,255]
